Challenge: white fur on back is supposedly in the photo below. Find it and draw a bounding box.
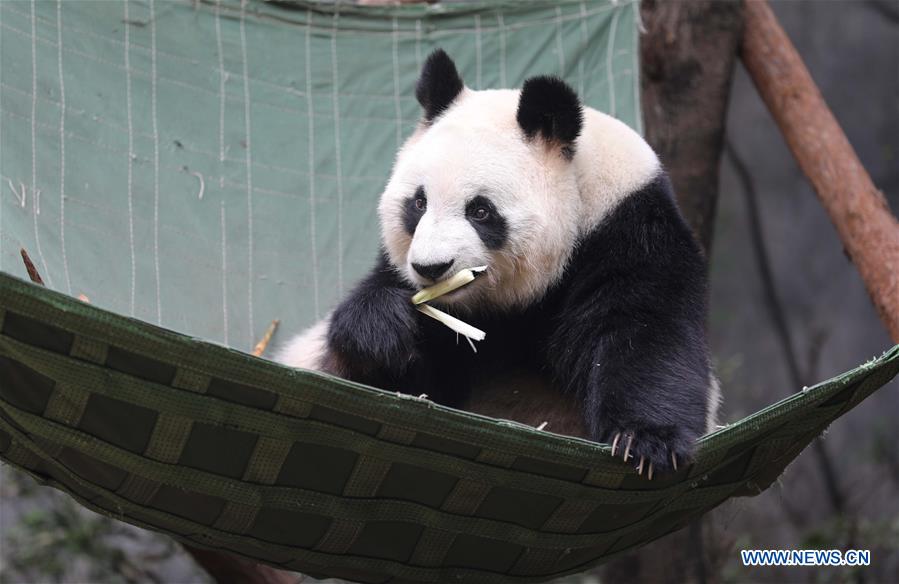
[706,373,722,432]
[273,316,330,369]
[573,109,661,233]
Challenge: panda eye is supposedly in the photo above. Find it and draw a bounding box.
[472,207,490,221]
[414,195,426,212]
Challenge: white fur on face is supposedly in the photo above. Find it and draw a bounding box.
[379,88,660,311]
[406,202,486,281]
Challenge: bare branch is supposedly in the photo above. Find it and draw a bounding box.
[741,0,899,342]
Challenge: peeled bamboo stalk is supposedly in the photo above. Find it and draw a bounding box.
[416,304,486,341]
[411,266,487,305]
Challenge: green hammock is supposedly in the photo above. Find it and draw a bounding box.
[1,1,897,583]
[2,274,898,583]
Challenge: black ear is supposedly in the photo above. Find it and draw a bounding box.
[516,76,583,157]
[416,49,464,123]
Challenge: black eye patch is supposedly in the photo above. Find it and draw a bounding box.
[403,186,427,236]
[465,195,507,250]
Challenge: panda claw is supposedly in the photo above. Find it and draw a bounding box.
[610,432,621,457]
[604,429,689,476]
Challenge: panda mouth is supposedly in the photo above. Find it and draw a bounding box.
[422,285,478,310]
[433,284,468,299]
[421,278,473,302]
[412,266,487,304]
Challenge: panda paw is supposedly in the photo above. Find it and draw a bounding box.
[602,424,698,480]
[328,286,421,380]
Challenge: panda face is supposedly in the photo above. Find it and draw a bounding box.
[379,88,583,311]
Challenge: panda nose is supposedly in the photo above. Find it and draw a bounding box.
[412,260,454,281]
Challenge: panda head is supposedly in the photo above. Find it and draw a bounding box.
[378,50,588,311]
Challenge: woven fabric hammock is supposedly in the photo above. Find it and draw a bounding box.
[1,1,897,583]
[1,274,898,583]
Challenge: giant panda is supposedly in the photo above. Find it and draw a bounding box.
[277,50,719,477]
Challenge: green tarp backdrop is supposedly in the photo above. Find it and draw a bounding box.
[0,0,641,348]
[1,1,897,583]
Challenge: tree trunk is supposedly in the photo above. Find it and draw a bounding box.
[599,2,744,584]
[640,0,744,255]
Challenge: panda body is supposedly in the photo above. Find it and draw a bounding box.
[276,51,718,474]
